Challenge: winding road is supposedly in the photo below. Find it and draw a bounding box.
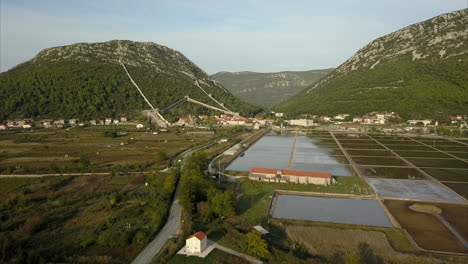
[132,131,249,264]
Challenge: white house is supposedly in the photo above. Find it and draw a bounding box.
[407,120,432,126]
[275,112,284,117]
[185,232,207,254]
[105,118,113,125]
[69,119,77,126]
[289,119,314,127]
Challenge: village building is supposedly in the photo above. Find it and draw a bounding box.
[105,118,113,125]
[185,232,207,254]
[275,112,284,117]
[176,117,190,126]
[375,113,385,120]
[407,120,432,126]
[6,121,15,128]
[249,167,333,186]
[120,117,127,123]
[288,119,314,127]
[54,119,65,128]
[41,120,52,128]
[226,117,247,126]
[352,117,362,123]
[319,116,331,122]
[334,114,349,120]
[69,119,77,126]
[340,125,360,132]
[89,120,97,125]
[136,123,144,129]
[22,123,33,129]
[0,124,6,130]
[113,119,120,125]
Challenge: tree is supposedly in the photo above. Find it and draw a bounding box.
[246,180,262,208]
[244,230,269,259]
[210,190,234,218]
[197,201,214,224]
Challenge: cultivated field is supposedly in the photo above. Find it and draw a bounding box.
[283,224,460,264]
[0,127,234,174]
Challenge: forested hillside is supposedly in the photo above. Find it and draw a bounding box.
[0,40,260,121]
[211,69,331,107]
[276,9,468,119]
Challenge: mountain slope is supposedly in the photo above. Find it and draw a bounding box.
[276,9,468,119]
[211,69,332,107]
[0,40,259,121]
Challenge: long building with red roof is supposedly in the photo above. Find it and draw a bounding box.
[250,167,333,186]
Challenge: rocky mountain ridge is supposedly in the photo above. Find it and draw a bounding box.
[276,9,468,119]
[212,69,332,107]
[0,40,258,120]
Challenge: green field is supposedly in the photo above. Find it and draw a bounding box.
[0,178,39,194]
[0,170,179,263]
[0,127,236,174]
[168,249,247,264]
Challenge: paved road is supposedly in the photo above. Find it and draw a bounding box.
[131,188,183,264]
[132,131,249,264]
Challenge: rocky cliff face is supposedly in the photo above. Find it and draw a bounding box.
[212,69,332,107]
[276,9,468,119]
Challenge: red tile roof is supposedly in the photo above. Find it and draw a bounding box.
[251,167,280,174]
[282,169,332,178]
[188,231,207,240]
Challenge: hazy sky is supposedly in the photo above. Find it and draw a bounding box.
[1,0,466,74]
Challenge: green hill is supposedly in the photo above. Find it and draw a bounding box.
[275,9,468,119]
[0,40,260,121]
[211,69,332,107]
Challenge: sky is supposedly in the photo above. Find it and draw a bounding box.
[1,0,467,74]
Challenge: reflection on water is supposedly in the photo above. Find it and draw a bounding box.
[273,195,392,227]
[226,131,353,175]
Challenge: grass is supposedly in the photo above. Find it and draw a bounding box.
[167,248,248,264]
[282,224,449,264]
[0,177,39,194]
[0,173,175,263]
[0,128,232,174]
[272,218,414,253]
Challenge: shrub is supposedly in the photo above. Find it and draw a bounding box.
[244,230,269,259]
